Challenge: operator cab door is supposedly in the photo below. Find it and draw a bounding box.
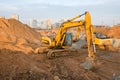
[63,33,72,47]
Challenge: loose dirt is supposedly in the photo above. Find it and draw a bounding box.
[0,18,41,53]
[0,48,120,80]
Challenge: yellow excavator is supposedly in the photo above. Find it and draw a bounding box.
[42,11,114,69]
[42,11,96,60]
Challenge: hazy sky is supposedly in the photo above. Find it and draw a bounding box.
[0,0,120,26]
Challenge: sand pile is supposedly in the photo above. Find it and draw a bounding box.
[0,18,41,53]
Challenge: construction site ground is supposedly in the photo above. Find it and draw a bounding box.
[0,18,120,80]
[0,48,120,80]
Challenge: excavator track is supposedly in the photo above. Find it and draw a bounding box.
[46,49,78,59]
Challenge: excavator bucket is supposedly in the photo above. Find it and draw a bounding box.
[81,57,97,70]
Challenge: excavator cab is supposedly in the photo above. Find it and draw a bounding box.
[63,32,72,47]
[94,32,110,39]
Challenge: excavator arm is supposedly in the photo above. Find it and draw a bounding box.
[84,12,96,59]
[55,21,84,47]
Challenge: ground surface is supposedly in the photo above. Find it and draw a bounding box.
[0,18,120,80]
[0,48,120,80]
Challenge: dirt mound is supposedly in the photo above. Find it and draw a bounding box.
[95,25,120,39]
[0,18,41,43]
[0,18,41,53]
[95,26,110,35]
[107,25,120,38]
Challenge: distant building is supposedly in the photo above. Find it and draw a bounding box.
[29,19,38,28]
[10,14,19,20]
[39,21,46,29]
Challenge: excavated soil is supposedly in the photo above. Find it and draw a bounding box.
[0,48,120,80]
[0,18,41,53]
